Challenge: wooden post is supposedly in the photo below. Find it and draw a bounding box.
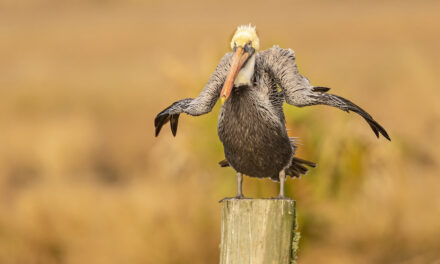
[219,199,299,264]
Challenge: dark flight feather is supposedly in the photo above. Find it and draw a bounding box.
[310,91,391,141]
[312,86,331,93]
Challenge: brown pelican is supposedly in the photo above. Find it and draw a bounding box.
[154,25,390,199]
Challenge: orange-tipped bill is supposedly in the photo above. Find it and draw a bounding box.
[220,46,251,104]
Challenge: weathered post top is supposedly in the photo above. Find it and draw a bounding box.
[219,199,299,264]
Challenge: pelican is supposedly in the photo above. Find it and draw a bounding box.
[154,24,390,199]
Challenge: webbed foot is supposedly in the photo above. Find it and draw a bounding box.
[270,195,292,200]
[218,194,245,203]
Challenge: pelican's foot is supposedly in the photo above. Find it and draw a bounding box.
[219,194,245,203]
[270,195,292,200]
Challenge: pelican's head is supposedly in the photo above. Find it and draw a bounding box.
[230,24,260,51]
[221,24,260,103]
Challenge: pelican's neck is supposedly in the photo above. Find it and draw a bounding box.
[234,53,256,87]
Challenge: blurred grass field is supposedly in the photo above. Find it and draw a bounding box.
[1,0,440,263]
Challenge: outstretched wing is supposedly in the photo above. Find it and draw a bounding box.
[260,46,390,141]
[154,53,232,137]
[308,88,390,140]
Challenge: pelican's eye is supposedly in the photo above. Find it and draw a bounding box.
[244,42,255,54]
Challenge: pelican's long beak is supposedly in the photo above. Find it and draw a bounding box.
[220,46,252,104]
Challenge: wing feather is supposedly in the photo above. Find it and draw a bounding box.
[260,46,390,141]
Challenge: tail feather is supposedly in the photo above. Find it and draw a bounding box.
[218,160,229,167]
[286,157,316,178]
[218,156,317,179]
[291,157,317,168]
[286,168,299,178]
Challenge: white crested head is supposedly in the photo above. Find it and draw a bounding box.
[230,24,260,51]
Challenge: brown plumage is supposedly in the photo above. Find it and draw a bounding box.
[154,25,389,199]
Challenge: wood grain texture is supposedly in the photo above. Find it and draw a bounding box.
[220,199,299,264]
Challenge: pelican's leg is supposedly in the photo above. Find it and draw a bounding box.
[235,172,244,199]
[219,172,245,202]
[277,170,286,199]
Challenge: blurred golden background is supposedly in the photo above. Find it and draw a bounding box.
[1,0,440,263]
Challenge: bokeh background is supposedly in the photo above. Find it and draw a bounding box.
[1,0,440,263]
